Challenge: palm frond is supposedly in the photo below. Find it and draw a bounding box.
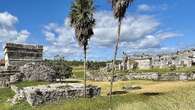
[112,0,134,21]
[70,0,95,48]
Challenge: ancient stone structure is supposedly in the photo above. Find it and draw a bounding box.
[9,83,101,106]
[0,71,19,87]
[87,69,111,81]
[116,48,195,70]
[20,62,56,82]
[4,43,43,70]
[87,69,195,81]
[127,72,195,81]
[0,43,45,87]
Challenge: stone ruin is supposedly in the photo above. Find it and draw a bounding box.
[87,67,195,81]
[4,43,43,70]
[0,43,55,87]
[127,72,195,81]
[9,83,101,106]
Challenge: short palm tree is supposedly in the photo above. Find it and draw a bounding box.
[109,0,134,103]
[70,0,95,98]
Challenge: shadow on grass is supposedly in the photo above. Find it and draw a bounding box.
[142,92,164,96]
[107,90,128,96]
[57,80,81,83]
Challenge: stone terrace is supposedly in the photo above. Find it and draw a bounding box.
[10,83,101,106]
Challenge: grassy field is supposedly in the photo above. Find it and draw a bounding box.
[1,66,195,110]
[15,81,49,89]
[1,80,195,110]
[72,66,84,79]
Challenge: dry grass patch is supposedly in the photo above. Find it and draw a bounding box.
[87,80,195,95]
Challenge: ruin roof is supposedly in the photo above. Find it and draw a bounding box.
[4,43,43,50]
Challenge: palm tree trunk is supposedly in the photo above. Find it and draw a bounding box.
[109,19,122,104]
[84,46,87,98]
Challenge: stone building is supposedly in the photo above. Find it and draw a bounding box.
[134,58,152,69]
[117,48,195,70]
[4,43,43,70]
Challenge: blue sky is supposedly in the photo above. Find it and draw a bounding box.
[0,0,194,60]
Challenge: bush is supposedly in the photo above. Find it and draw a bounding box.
[169,65,176,71]
[44,59,73,80]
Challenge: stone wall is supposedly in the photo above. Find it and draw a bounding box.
[127,72,195,81]
[4,43,43,70]
[20,62,56,82]
[0,77,10,88]
[87,69,110,81]
[128,72,159,80]
[0,62,56,87]
[9,83,101,106]
[0,71,19,87]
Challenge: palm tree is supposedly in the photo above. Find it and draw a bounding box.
[70,0,95,98]
[109,0,134,103]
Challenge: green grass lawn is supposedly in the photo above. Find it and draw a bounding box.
[72,66,84,79]
[15,81,49,89]
[0,88,15,110]
[1,65,195,110]
[1,80,195,110]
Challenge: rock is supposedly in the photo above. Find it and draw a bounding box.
[20,62,56,82]
[10,73,24,83]
[128,73,159,80]
[159,73,179,81]
[9,85,25,105]
[0,77,10,88]
[179,73,188,80]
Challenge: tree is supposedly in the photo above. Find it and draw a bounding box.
[70,0,95,98]
[109,0,134,104]
[44,56,73,82]
[132,62,138,71]
[170,65,176,71]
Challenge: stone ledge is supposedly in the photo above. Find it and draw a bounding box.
[9,83,101,106]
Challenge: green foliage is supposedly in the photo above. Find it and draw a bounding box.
[44,57,73,79]
[72,66,84,79]
[70,0,95,48]
[64,60,83,66]
[87,61,107,70]
[112,0,134,21]
[169,65,176,71]
[132,62,138,71]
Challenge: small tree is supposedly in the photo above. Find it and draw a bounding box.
[45,56,73,82]
[132,62,138,71]
[170,65,176,71]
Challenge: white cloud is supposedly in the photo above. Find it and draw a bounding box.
[43,11,181,59]
[43,20,81,58]
[0,12,18,28]
[0,12,30,44]
[137,4,152,12]
[91,11,160,47]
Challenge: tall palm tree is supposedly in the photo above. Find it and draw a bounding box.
[70,0,95,98]
[109,0,134,103]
